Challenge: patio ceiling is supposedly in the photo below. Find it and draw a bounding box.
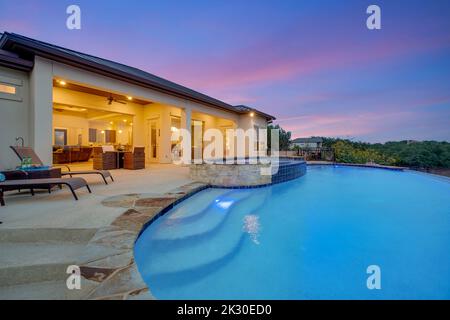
[53,104,134,123]
[52,79,152,106]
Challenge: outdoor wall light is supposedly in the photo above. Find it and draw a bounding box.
[250,112,255,117]
[101,130,105,134]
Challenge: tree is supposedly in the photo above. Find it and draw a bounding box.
[327,138,449,168]
[267,124,292,151]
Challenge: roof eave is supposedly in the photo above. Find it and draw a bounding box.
[1,35,233,110]
[1,33,277,120]
[0,53,33,71]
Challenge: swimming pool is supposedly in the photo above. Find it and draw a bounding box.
[134,165,450,299]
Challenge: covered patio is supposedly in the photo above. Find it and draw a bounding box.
[50,78,238,168]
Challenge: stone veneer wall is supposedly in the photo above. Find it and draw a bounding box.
[189,160,307,187]
[190,163,272,187]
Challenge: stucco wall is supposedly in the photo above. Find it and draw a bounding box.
[0,66,30,170]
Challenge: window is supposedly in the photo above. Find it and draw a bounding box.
[89,128,97,143]
[0,84,16,94]
[54,129,67,146]
[0,76,22,101]
[105,130,116,143]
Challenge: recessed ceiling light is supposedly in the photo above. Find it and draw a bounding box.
[127,96,133,101]
[110,121,114,124]
[123,119,127,122]
[58,80,67,86]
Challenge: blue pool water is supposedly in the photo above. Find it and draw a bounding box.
[134,166,450,299]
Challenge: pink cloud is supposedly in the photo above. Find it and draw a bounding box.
[278,111,419,140]
[155,29,450,95]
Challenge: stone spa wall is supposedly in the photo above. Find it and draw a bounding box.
[189,159,307,187]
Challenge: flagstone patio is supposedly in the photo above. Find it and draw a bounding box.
[0,163,201,299]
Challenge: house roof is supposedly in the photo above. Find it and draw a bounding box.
[0,48,34,71]
[292,137,323,143]
[0,32,34,71]
[233,105,275,121]
[0,32,275,120]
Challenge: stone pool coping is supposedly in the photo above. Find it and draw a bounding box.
[74,162,312,300]
[73,162,412,299]
[72,181,209,300]
[72,162,420,299]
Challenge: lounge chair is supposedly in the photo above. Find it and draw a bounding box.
[10,146,114,185]
[0,177,91,206]
[61,167,113,185]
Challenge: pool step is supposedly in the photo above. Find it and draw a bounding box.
[0,241,86,287]
[148,190,253,243]
[136,225,246,278]
[135,188,271,282]
[166,189,232,223]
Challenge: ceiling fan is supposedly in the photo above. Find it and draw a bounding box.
[107,94,127,105]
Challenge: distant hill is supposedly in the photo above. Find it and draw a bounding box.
[320,138,450,169]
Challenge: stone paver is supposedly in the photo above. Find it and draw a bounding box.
[75,181,209,300]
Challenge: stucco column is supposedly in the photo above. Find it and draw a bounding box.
[181,107,192,161]
[159,107,172,163]
[29,56,53,165]
[132,107,145,148]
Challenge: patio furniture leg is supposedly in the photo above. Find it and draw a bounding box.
[110,175,114,182]
[67,185,79,201]
[0,189,4,206]
[101,174,108,185]
[30,188,34,196]
[86,184,92,193]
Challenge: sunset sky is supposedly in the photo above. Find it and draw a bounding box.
[1,0,449,142]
